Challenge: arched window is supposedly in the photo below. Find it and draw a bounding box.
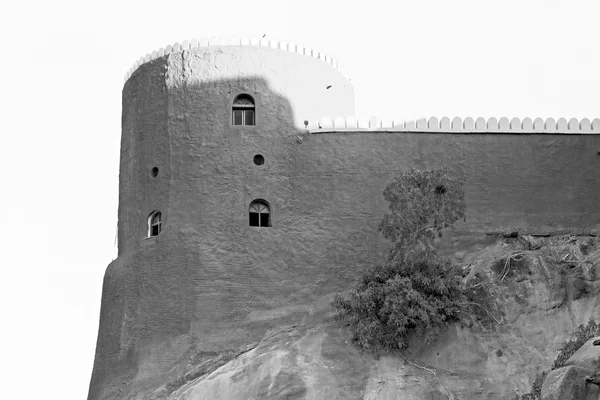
[249,200,271,227]
[148,211,162,237]
[232,94,255,126]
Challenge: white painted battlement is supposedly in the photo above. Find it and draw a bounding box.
[124,37,349,83]
[306,116,600,134]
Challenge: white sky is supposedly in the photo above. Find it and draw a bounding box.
[1,1,598,399]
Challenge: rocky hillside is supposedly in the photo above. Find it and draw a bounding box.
[143,235,600,400]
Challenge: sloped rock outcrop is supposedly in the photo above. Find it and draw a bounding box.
[541,336,600,400]
[564,335,600,371]
[541,366,598,400]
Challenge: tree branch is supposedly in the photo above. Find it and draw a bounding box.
[397,351,451,399]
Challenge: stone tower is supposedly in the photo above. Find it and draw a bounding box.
[88,39,357,400]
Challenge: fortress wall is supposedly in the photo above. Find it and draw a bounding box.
[90,44,600,400]
[295,131,600,235]
[93,126,600,400]
[90,125,600,400]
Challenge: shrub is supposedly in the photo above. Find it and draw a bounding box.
[333,246,466,350]
[333,168,471,350]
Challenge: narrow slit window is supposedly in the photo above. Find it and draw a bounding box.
[148,211,162,237]
[232,94,255,126]
[249,200,271,227]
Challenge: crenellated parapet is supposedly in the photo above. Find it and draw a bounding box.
[124,37,349,83]
[307,116,600,134]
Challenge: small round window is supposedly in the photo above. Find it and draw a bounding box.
[151,167,159,177]
[253,155,264,165]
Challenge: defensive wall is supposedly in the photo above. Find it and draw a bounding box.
[88,38,600,400]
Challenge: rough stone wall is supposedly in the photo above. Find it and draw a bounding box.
[88,46,600,400]
[296,131,600,235]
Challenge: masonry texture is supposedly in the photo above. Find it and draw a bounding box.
[88,42,600,400]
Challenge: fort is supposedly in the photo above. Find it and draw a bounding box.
[88,38,600,400]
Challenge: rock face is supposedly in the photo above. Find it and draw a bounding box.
[541,366,598,400]
[88,235,600,400]
[564,336,600,371]
[541,336,600,400]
